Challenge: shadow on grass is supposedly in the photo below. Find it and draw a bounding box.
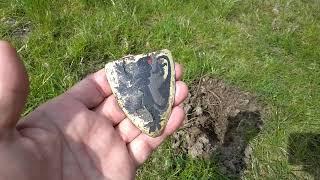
[288,133,320,178]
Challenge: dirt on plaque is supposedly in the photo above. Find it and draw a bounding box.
[172,76,265,178]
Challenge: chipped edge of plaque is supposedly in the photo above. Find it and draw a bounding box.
[105,49,175,137]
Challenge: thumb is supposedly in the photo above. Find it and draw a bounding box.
[0,41,29,130]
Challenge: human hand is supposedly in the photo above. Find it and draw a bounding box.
[0,41,188,180]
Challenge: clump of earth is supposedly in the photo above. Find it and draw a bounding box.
[172,76,264,178]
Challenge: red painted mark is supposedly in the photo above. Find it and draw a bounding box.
[147,56,152,64]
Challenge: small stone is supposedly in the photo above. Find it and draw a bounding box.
[105,49,175,137]
[244,146,252,158]
[194,106,203,116]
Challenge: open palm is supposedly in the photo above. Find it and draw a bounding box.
[0,41,188,180]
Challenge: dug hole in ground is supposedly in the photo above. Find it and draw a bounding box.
[172,76,266,178]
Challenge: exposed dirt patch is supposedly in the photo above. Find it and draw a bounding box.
[2,17,31,40]
[172,76,264,178]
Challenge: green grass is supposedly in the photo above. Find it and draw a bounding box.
[1,0,319,179]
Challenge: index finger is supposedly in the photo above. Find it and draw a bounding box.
[64,69,112,109]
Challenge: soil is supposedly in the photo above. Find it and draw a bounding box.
[2,17,31,40]
[172,76,264,178]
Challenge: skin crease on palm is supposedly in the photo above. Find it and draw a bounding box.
[0,41,188,180]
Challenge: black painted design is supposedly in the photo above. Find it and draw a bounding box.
[114,54,172,133]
